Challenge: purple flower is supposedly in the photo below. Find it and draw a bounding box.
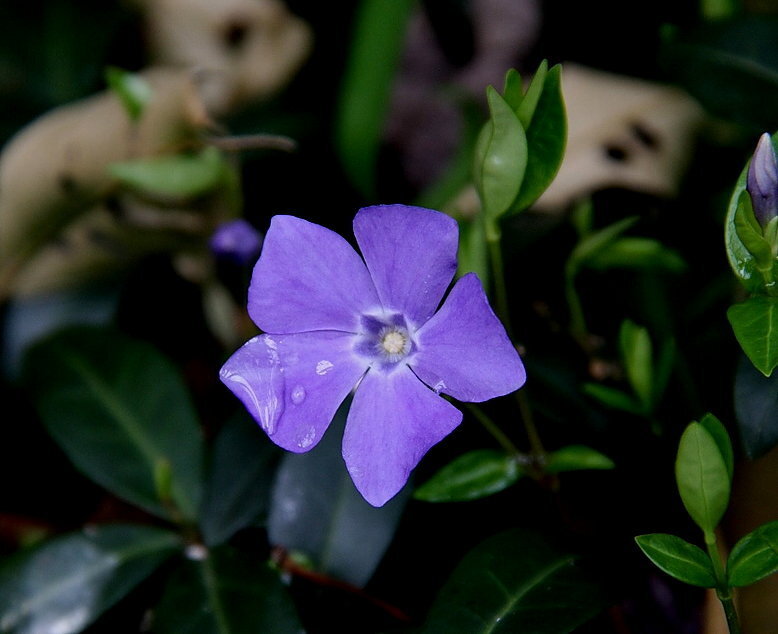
[210,219,263,264]
[219,204,525,506]
[747,133,778,229]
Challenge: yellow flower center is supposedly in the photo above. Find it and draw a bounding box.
[381,330,408,355]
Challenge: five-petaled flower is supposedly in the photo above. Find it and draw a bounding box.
[219,204,525,506]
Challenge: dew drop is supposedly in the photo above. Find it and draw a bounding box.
[433,379,446,395]
[291,385,306,404]
[316,359,334,375]
[298,426,316,449]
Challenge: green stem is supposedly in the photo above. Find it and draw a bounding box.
[705,532,741,634]
[465,403,521,456]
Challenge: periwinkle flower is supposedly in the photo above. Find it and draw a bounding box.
[747,133,778,229]
[220,204,525,506]
[210,219,263,264]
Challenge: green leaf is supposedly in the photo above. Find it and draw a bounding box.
[509,64,567,214]
[422,529,606,633]
[724,134,778,294]
[728,296,778,377]
[200,414,281,547]
[515,60,547,129]
[153,546,302,634]
[734,192,774,271]
[734,355,778,458]
[414,450,522,502]
[267,405,408,587]
[334,0,414,195]
[620,320,654,409]
[502,68,523,111]
[582,383,645,415]
[698,413,734,484]
[109,147,228,200]
[23,327,203,521]
[567,216,638,275]
[474,87,527,229]
[727,520,778,587]
[675,422,731,534]
[653,339,676,406]
[585,237,686,273]
[105,66,152,121]
[635,534,717,588]
[0,524,180,634]
[545,445,614,474]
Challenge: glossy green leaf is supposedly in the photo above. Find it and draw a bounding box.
[515,60,547,129]
[585,237,686,273]
[545,445,614,474]
[267,406,408,587]
[0,524,180,634]
[727,520,778,587]
[620,320,654,409]
[474,87,527,229]
[582,383,645,415]
[509,64,566,214]
[635,534,716,588]
[153,546,302,634]
[734,192,774,271]
[675,422,731,534]
[724,135,778,294]
[414,449,521,502]
[698,413,734,483]
[105,66,152,121]
[199,414,281,547]
[422,529,606,633]
[567,216,638,274]
[728,296,778,377]
[109,147,228,200]
[23,327,203,521]
[335,0,414,195]
[734,355,778,459]
[502,68,523,111]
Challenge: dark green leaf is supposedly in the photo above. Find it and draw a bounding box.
[734,355,778,458]
[635,534,716,588]
[474,87,527,228]
[23,327,203,521]
[422,529,606,633]
[109,147,228,200]
[414,449,521,502]
[335,0,415,195]
[545,445,614,474]
[698,413,734,484]
[727,520,778,587]
[267,406,408,587]
[153,546,301,634]
[509,64,566,214]
[675,422,731,534]
[0,524,180,634]
[567,217,638,275]
[200,414,281,547]
[619,320,653,409]
[105,66,152,121]
[585,237,686,273]
[653,339,676,406]
[582,383,645,415]
[728,296,778,377]
[502,68,523,111]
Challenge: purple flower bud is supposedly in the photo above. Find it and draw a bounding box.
[209,219,263,264]
[747,133,778,228]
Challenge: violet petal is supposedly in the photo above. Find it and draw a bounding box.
[220,332,368,452]
[353,205,458,328]
[343,366,462,506]
[249,216,380,333]
[411,273,526,402]
[747,133,778,228]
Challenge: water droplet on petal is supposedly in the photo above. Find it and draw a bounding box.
[316,359,334,375]
[291,385,306,404]
[298,426,316,449]
[433,379,446,395]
